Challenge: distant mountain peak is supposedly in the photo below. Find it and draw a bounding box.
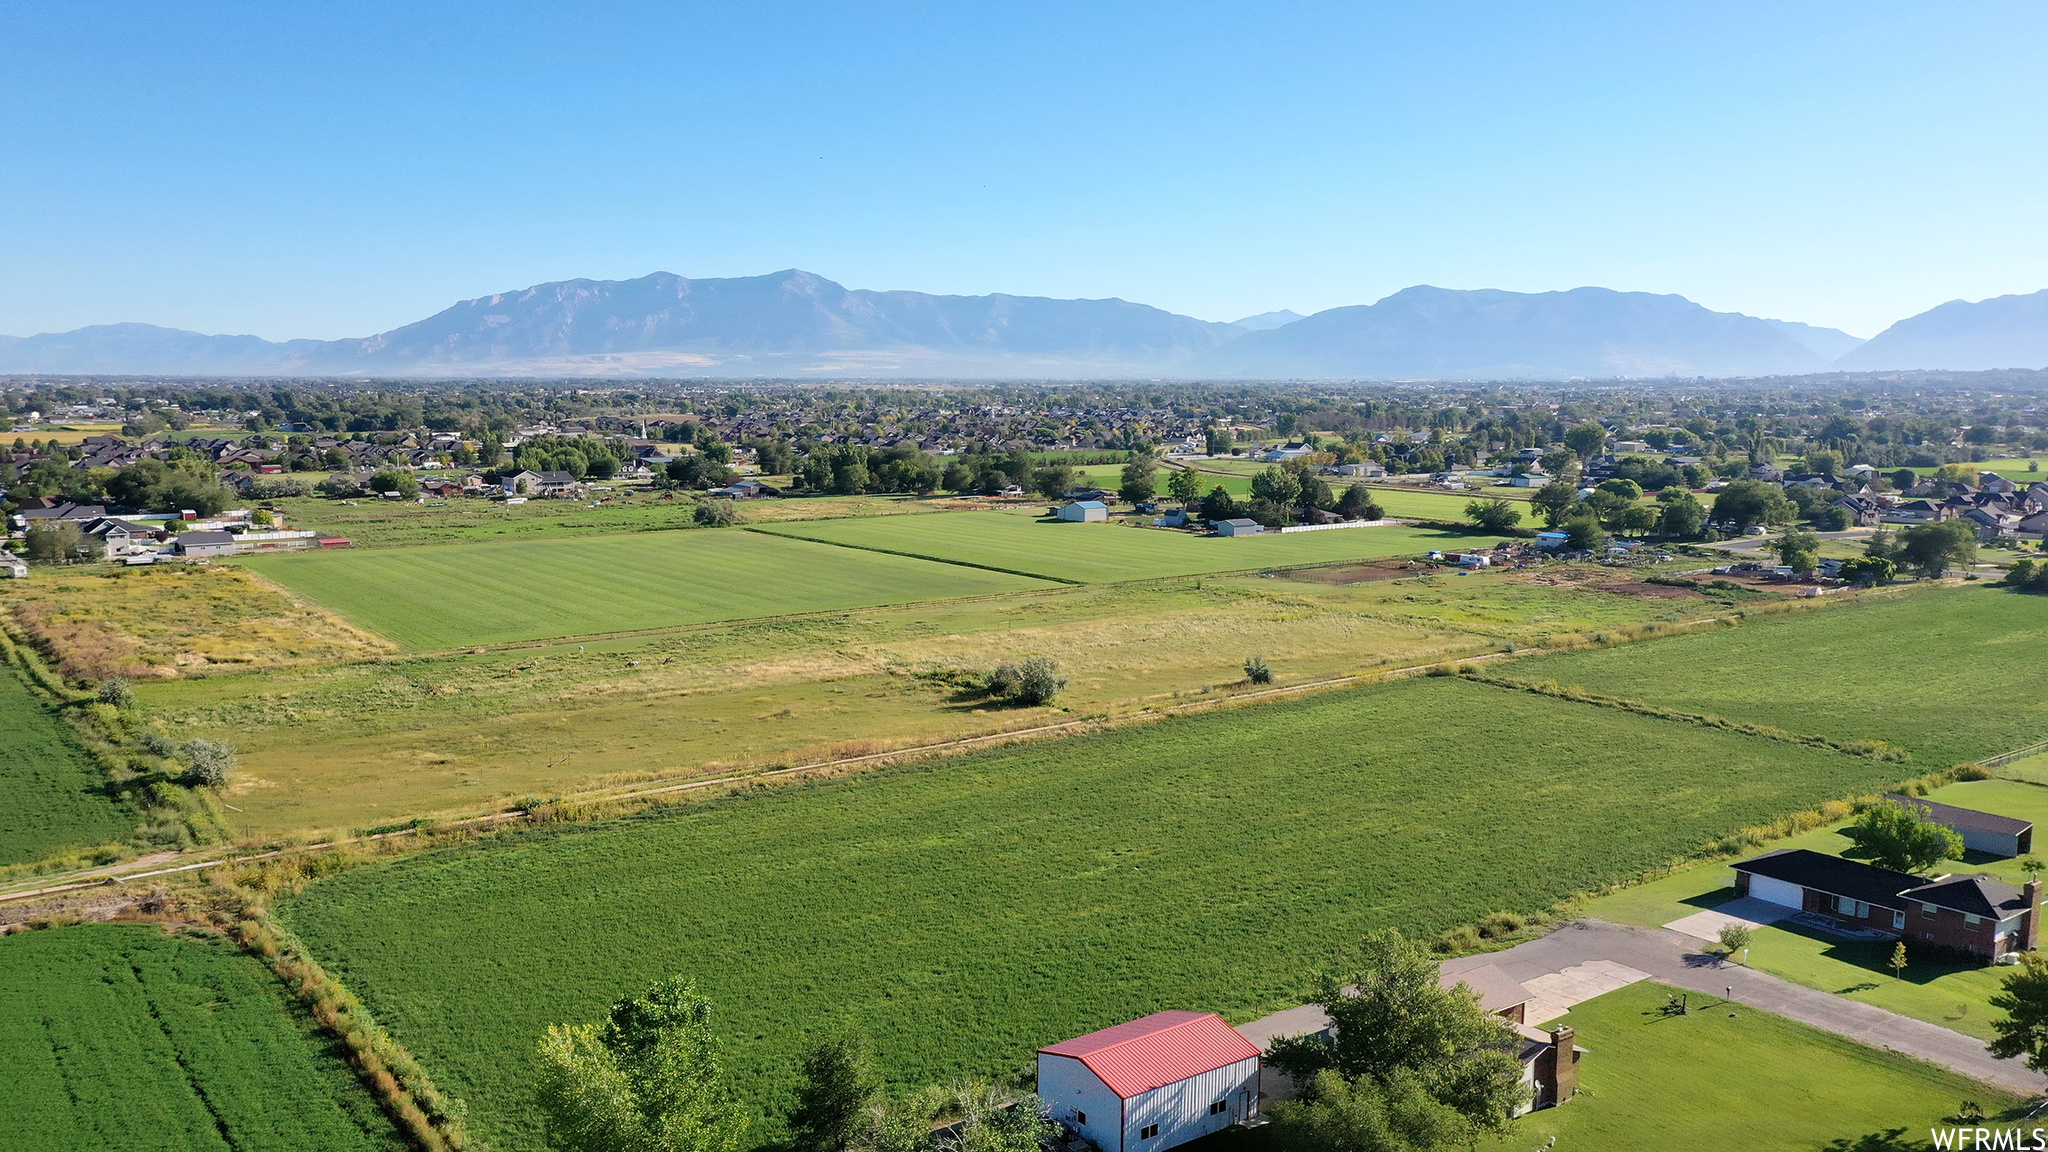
[1230,309,1305,331]
[1836,289,2048,371]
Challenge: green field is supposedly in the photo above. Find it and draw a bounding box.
[0,924,402,1152]
[237,529,1055,650]
[0,662,128,865]
[755,509,1480,583]
[278,675,1905,1150]
[1505,587,2048,766]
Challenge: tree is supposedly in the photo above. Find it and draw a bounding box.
[1773,528,1820,573]
[1711,480,1794,528]
[1464,499,1522,532]
[368,468,419,499]
[22,521,83,561]
[1264,929,1524,1146]
[1594,478,1642,502]
[1837,556,1896,585]
[1809,504,1851,532]
[1990,956,2048,1072]
[1890,942,1909,981]
[1015,657,1066,706]
[1166,466,1201,506]
[1656,490,1706,538]
[1898,520,1978,578]
[1200,486,1240,523]
[1564,423,1608,459]
[1243,655,1272,684]
[1335,485,1383,521]
[788,1033,877,1152]
[536,976,748,1152]
[1250,466,1302,508]
[694,499,744,527]
[1118,457,1157,505]
[1562,515,1608,553]
[1529,481,1580,528]
[1802,447,1844,476]
[181,739,238,788]
[1717,923,1752,959]
[1271,1069,1471,1152]
[1032,463,1077,501]
[1841,800,1963,874]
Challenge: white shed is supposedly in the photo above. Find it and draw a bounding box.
[1058,500,1109,522]
[1037,1011,1260,1152]
[1213,518,1264,537]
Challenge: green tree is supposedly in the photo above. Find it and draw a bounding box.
[1774,528,1820,573]
[181,739,238,788]
[1335,485,1383,521]
[1166,466,1201,506]
[1015,657,1067,706]
[1564,422,1608,459]
[536,976,748,1152]
[1562,515,1608,552]
[1656,490,1706,538]
[1837,556,1896,585]
[694,499,744,527]
[1711,480,1794,528]
[788,1033,877,1152]
[368,468,419,498]
[1264,930,1524,1147]
[1717,923,1752,959]
[1271,1069,1472,1152]
[1802,447,1844,476]
[1200,486,1240,523]
[1898,520,1978,578]
[1530,481,1580,527]
[1033,463,1078,501]
[1464,499,1522,532]
[1250,466,1302,508]
[1990,956,2048,1072]
[22,521,83,561]
[1841,800,1964,874]
[1594,477,1642,501]
[1119,457,1158,505]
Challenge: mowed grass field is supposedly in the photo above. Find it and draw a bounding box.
[756,509,1480,583]
[279,676,1903,1150]
[1506,587,2048,766]
[237,529,1055,650]
[0,924,403,1152]
[0,663,128,865]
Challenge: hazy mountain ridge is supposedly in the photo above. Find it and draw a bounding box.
[2,272,2041,379]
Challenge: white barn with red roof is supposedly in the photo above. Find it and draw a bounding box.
[1037,1010,1261,1152]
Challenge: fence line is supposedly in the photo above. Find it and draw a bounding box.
[1275,519,1390,534]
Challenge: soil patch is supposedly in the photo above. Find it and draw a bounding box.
[1279,559,1436,585]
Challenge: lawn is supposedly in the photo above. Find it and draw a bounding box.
[138,566,1703,838]
[755,508,1482,583]
[1501,586,2048,766]
[1583,778,2048,1041]
[236,528,1055,650]
[0,662,129,866]
[277,675,1907,1150]
[0,923,403,1152]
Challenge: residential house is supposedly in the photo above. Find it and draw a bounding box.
[1732,848,2042,959]
[1833,495,1884,527]
[1884,795,2033,857]
[504,470,582,497]
[11,501,105,528]
[174,531,239,559]
[80,517,161,558]
[1331,462,1386,478]
[1037,1011,1261,1152]
[1258,443,1314,463]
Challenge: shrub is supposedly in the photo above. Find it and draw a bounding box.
[987,663,1023,697]
[1243,655,1272,684]
[1717,923,1753,956]
[694,498,745,527]
[182,738,239,788]
[138,730,176,758]
[96,678,134,708]
[1015,657,1067,706]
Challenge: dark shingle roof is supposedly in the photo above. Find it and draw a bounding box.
[1884,794,2032,838]
[1899,874,2031,918]
[1733,849,1922,911]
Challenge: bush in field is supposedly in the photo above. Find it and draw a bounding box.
[694,498,745,527]
[182,738,238,788]
[987,663,1023,698]
[1244,655,1273,684]
[1014,657,1067,706]
[536,976,747,1152]
[96,678,134,708]
[138,730,176,758]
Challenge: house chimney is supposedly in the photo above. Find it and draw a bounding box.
[2025,881,2041,954]
[1549,1025,1579,1104]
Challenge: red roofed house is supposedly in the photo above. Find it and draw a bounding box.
[1037,1011,1261,1152]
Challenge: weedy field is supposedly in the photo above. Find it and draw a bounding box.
[277,675,1902,1151]
[137,567,1704,837]
[236,528,1056,650]
[0,923,404,1152]
[4,565,391,680]
[1504,586,2048,766]
[0,662,129,865]
[756,508,1483,583]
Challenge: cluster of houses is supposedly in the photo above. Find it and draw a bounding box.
[5,498,328,568]
[1732,796,2039,960]
[1828,469,2048,539]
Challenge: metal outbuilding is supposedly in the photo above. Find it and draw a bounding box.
[1037,1011,1260,1152]
[1057,500,1109,522]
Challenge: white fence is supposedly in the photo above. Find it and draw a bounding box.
[1276,519,1391,534]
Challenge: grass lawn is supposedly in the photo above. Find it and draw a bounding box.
[1502,586,2048,766]
[1584,778,2048,1041]
[277,675,1907,1151]
[755,508,1483,583]
[236,528,1055,650]
[0,923,403,1152]
[0,662,129,866]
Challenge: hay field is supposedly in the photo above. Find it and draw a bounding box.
[0,924,403,1152]
[236,529,1056,650]
[279,675,1899,1150]
[1504,586,2048,766]
[755,509,1479,583]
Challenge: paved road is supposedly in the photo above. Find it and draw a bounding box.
[1493,920,2048,1096]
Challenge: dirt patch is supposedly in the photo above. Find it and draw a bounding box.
[1589,579,1703,600]
[1280,560,1437,585]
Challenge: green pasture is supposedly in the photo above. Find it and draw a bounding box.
[237,529,1054,650]
[0,924,402,1152]
[279,675,1904,1150]
[1504,587,2048,766]
[755,509,1479,583]
[0,662,128,865]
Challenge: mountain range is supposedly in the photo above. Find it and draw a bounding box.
[1,270,2041,380]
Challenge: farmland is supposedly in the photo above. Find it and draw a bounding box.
[236,528,1055,650]
[756,508,1482,583]
[0,663,129,866]
[277,674,1903,1150]
[1505,586,2048,765]
[0,923,404,1152]
[136,567,1701,837]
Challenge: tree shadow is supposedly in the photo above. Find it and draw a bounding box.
[1822,1129,1916,1152]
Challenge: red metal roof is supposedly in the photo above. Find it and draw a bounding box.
[1038,1011,1260,1099]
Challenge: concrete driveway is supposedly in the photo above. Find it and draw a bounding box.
[1663,895,1793,942]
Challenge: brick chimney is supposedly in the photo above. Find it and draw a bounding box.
[2025,880,2041,954]
[1549,1025,1579,1105]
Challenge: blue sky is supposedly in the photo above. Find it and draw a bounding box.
[3,2,2044,340]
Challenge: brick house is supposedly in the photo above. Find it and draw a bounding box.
[1732,848,2041,960]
